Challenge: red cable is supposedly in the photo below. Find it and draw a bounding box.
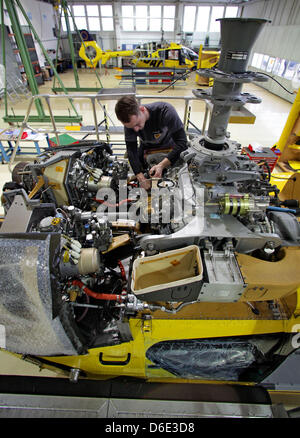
[72,279,123,302]
[94,198,132,207]
[118,260,127,281]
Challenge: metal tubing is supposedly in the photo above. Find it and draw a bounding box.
[45,96,60,147]
[8,96,35,172]
[91,97,100,142]
[7,93,199,169]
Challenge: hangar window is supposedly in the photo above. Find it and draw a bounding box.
[59,5,74,32]
[284,61,299,80]
[163,5,175,19]
[196,6,210,33]
[184,5,238,38]
[86,5,99,17]
[73,16,87,31]
[163,19,174,32]
[251,53,300,83]
[59,4,115,33]
[100,5,114,31]
[102,17,114,31]
[163,5,175,32]
[121,4,175,32]
[87,5,100,32]
[136,5,147,31]
[266,57,275,73]
[294,64,300,83]
[252,52,263,69]
[136,5,147,17]
[149,5,161,32]
[183,6,196,33]
[261,55,270,71]
[150,5,161,18]
[88,17,100,32]
[72,4,87,30]
[277,59,288,77]
[225,6,238,18]
[209,6,224,32]
[251,53,260,68]
[150,18,161,32]
[122,5,134,31]
[73,5,85,17]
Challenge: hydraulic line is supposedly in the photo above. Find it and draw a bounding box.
[118,260,127,281]
[72,279,125,302]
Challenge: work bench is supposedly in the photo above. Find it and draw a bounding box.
[0,129,50,163]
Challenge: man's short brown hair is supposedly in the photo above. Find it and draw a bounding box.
[115,95,140,123]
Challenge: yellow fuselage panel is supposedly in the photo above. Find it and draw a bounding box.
[41,308,299,380]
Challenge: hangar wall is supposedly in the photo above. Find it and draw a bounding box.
[241,0,300,103]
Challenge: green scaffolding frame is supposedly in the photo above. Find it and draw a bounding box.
[2,0,82,124]
[52,0,103,93]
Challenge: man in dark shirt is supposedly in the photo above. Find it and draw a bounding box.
[115,95,187,190]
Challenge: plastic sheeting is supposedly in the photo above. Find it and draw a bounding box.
[146,338,265,381]
[0,234,83,356]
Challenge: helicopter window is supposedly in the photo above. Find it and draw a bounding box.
[167,50,179,60]
[182,47,198,61]
[189,50,198,61]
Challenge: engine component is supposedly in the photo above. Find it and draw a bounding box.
[11,142,130,211]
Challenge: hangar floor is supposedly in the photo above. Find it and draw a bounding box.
[0,67,298,414]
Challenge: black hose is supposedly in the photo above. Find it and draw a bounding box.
[43,141,113,154]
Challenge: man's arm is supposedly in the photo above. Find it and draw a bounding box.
[167,127,188,164]
[126,141,143,175]
[149,127,187,178]
[160,103,188,165]
[126,141,151,190]
[149,157,171,178]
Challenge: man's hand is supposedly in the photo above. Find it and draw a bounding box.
[149,157,171,179]
[136,172,151,191]
[149,163,164,178]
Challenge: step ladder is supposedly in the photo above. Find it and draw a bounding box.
[0,64,31,103]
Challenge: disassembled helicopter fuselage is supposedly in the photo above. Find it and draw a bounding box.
[1,18,300,384]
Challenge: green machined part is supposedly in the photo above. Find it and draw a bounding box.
[220,194,250,216]
[239,194,250,216]
[220,194,231,215]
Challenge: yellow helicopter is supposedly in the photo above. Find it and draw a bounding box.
[131,41,219,70]
[78,40,134,68]
[78,38,219,71]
